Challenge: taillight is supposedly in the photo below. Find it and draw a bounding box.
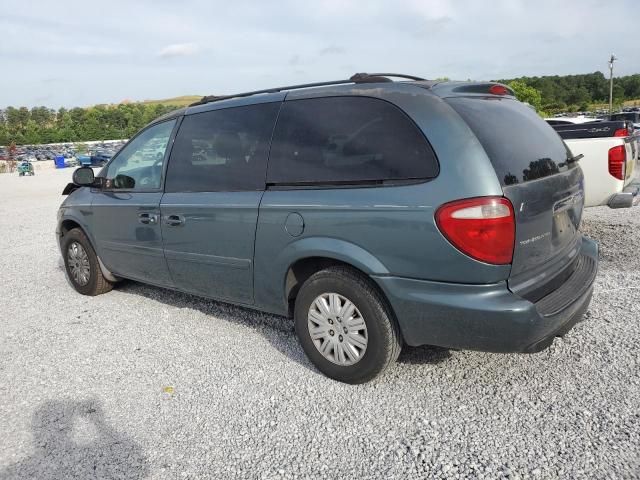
[614,128,629,137]
[608,145,626,180]
[435,197,515,265]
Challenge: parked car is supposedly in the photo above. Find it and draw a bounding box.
[57,73,598,383]
[76,154,92,167]
[89,151,112,166]
[545,116,600,125]
[550,120,639,208]
[76,152,110,167]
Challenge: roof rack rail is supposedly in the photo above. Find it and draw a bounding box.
[190,72,426,107]
[350,72,426,82]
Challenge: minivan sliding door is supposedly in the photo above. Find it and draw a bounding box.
[160,101,281,304]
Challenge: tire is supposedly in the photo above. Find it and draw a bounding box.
[62,228,113,296]
[294,266,402,383]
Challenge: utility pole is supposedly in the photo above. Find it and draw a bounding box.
[608,54,617,115]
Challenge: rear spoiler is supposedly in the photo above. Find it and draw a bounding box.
[551,120,633,140]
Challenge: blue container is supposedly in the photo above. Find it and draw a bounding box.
[55,155,66,169]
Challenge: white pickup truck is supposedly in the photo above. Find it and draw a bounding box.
[550,121,639,208]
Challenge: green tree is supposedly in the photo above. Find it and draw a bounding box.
[566,86,592,111]
[23,120,41,145]
[30,106,53,127]
[508,80,543,112]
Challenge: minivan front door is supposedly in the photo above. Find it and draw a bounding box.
[159,101,281,304]
[91,119,177,286]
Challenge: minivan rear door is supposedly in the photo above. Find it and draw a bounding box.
[446,96,584,299]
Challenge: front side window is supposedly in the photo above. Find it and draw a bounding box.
[267,96,438,185]
[165,103,280,192]
[104,119,176,190]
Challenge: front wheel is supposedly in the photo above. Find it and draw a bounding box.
[294,266,402,383]
[62,228,113,296]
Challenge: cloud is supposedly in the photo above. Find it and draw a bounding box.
[68,46,126,57]
[1,0,639,108]
[319,45,345,56]
[157,43,199,58]
[288,54,300,66]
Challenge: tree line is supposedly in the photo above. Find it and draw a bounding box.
[2,71,640,146]
[0,103,177,146]
[498,71,640,112]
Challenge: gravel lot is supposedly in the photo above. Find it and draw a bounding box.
[0,168,639,479]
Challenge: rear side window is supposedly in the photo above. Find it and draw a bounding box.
[165,103,280,192]
[267,96,438,185]
[446,97,573,186]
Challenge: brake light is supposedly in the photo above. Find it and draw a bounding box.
[614,128,629,137]
[608,145,626,180]
[435,197,515,265]
[489,85,509,95]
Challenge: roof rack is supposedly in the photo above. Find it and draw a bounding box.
[189,72,426,107]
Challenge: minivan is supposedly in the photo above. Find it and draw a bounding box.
[58,73,598,383]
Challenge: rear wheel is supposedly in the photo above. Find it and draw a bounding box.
[294,266,401,383]
[62,228,113,296]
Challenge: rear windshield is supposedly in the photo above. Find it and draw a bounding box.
[610,113,639,122]
[446,97,573,186]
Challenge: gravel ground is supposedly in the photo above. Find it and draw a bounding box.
[0,168,639,480]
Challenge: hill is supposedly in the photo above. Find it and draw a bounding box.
[139,95,202,107]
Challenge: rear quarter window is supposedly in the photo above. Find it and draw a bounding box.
[446,97,573,186]
[267,96,438,185]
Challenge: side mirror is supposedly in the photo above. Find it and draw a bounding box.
[72,166,95,186]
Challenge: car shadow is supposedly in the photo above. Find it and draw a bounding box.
[115,281,452,372]
[397,345,452,365]
[57,256,318,373]
[0,398,149,480]
[58,256,452,373]
[115,281,317,373]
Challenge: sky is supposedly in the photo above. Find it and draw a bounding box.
[1,0,638,108]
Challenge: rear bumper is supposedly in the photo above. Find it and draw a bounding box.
[608,184,639,208]
[373,237,599,353]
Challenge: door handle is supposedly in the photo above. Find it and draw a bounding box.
[138,213,158,225]
[164,214,185,227]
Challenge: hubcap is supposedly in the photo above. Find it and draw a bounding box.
[307,293,368,366]
[67,242,90,286]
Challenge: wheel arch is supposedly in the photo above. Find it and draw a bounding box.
[283,256,398,334]
[272,237,390,316]
[59,215,118,283]
[60,218,83,236]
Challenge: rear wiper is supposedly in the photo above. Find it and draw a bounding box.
[567,153,584,164]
